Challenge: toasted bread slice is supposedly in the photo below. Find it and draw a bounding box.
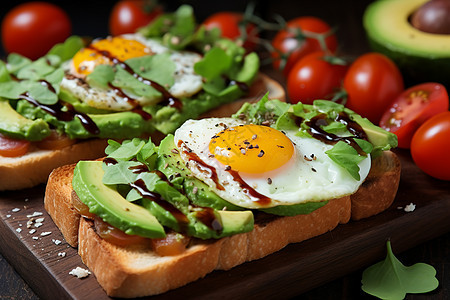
[0,139,108,191]
[44,150,400,297]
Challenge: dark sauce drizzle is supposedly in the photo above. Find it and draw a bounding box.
[177,141,225,191]
[177,141,271,206]
[107,83,152,120]
[304,112,368,156]
[19,88,100,135]
[223,75,250,93]
[130,179,190,231]
[87,45,182,110]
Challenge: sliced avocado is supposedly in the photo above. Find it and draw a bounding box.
[0,99,50,141]
[73,160,166,239]
[260,201,328,216]
[347,111,398,155]
[363,0,450,84]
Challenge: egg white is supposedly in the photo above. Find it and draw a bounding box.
[174,118,371,209]
[60,33,203,111]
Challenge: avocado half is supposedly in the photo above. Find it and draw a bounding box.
[363,0,450,85]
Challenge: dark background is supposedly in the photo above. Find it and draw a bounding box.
[0,1,449,299]
[0,0,373,58]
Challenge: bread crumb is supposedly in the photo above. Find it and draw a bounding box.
[40,232,52,236]
[404,203,416,212]
[58,252,66,258]
[29,229,36,234]
[69,267,91,279]
[12,208,20,213]
[27,212,43,218]
[32,237,39,240]
[52,239,62,245]
[16,228,22,233]
[6,214,11,218]
[35,217,45,223]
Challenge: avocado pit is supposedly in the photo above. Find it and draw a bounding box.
[410,0,450,34]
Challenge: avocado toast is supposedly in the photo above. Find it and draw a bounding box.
[0,5,274,191]
[45,96,401,297]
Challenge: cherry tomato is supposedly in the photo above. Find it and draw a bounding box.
[411,111,450,181]
[287,51,348,104]
[380,83,449,148]
[35,130,76,150]
[203,12,258,52]
[72,192,96,219]
[94,217,151,247]
[271,16,338,77]
[0,134,30,157]
[1,2,71,60]
[151,232,189,256]
[109,0,163,36]
[343,53,404,124]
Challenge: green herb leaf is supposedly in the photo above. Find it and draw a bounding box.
[362,241,439,299]
[194,47,231,80]
[47,35,84,62]
[325,141,367,180]
[6,53,32,74]
[0,61,11,82]
[126,53,175,88]
[25,81,58,105]
[107,138,146,161]
[102,160,142,185]
[0,81,28,99]
[86,64,115,89]
[16,57,57,81]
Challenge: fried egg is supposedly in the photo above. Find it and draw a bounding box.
[174,118,371,209]
[61,33,203,111]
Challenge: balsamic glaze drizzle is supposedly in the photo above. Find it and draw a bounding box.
[305,113,368,155]
[19,92,100,135]
[87,44,182,110]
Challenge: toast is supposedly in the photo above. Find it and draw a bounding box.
[45,150,400,298]
[1,73,284,191]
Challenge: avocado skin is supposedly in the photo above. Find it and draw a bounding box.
[73,160,166,239]
[0,99,51,141]
[363,0,450,86]
[367,37,450,86]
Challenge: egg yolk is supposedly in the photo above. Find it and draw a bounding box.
[72,37,150,76]
[209,124,294,174]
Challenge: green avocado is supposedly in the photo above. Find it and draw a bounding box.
[72,160,166,239]
[0,99,50,141]
[346,110,398,156]
[363,0,450,84]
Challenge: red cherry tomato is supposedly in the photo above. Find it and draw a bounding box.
[109,0,163,36]
[287,51,348,104]
[411,111,450,181]
[35,130,76,150]
[0,134,30,157]
[203,12,258,52]
[343,53,404,124]
[151,232,189,256]
[1,2,71,60]
[271,16,338,76]
[380,83,449,148]
[94,217,151,247]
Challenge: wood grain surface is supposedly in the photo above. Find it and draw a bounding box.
[0,149,449,299]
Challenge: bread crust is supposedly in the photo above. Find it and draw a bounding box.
[0,139,108,191]
[45,150,400,298]
[350,151,401,220]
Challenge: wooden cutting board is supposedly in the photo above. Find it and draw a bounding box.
[0,149,449,299]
